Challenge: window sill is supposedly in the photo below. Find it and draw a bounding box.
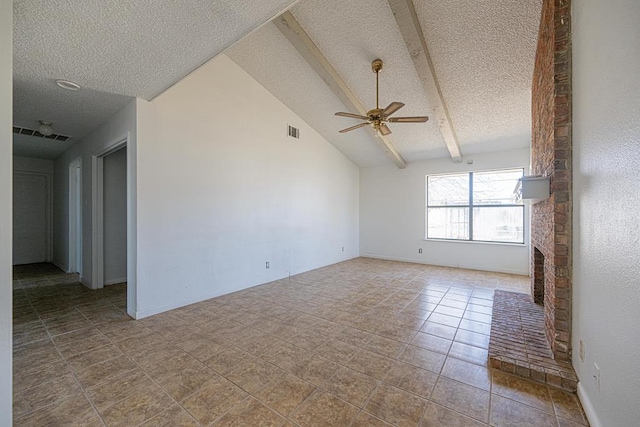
[424,238,527,247]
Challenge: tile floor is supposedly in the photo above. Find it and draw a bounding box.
[12,258,588,426]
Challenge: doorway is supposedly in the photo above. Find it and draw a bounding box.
[68,159,82,274]
[92,138,128,290]
[13,171,51,265]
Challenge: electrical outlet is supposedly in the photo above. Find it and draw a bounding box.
[593,362,600,391]
[342,247,344,252]
[266,261,269,269]
[579,340,585,362]
[418,248,423,254]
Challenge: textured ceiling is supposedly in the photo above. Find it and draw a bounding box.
[13,0,299,156]
[229,0,541,166]
[12,0,540,164]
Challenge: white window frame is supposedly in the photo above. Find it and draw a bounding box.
[425,168,525,244]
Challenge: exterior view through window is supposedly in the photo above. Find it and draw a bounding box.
[426,168,524,244]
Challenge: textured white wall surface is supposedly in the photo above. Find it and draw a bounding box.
[360,148,530,275]
[134,54,359,318]
[53,100,137,312]
[572,1,640,426]
[103,147,127,284]
[0,0,13,423]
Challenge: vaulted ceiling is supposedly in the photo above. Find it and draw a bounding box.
[12,0,541,165]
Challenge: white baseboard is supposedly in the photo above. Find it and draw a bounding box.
[104,277,127,286]
[52,260,68,273]
[80,276,93,289]
[577,382,602,427]
[359,253,529,276]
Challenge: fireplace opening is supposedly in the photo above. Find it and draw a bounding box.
[533,247,545,305]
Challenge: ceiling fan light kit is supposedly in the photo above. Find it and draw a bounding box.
[335,59,429,136]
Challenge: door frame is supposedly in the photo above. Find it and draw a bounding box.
[68,158,82,274]
[91,136,127,290]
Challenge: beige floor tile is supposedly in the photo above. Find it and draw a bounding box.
[410,332,453,355]
[430,377,490,423]
[365,334,408,359]
[65,343,124,372]
[454,329,490,349]
[13,359,72,394]
[13,373,81,419]
[14,394,102,427]
[398,345,447,373]
[364,383,428,427]
[459,319,491,335]
[314,338,359,364]
[225,357,284,394]
[140,403,199,426]
[346,349,396,380]
[75,356,138,388]
[351,411,394,427]
[253,373,316,416]
[86,368,158,412]
[383,361,438,399]
[290,354,340,387]
[549,387,589,425]
[448,342,489,366]
[490,395,557,427]
[441,357,492,391]
[291,390,359,427]
[181,375,248,425]
[212,396,287,426]
[420,321,458,340]
[323,365,379,407]
[155,359,220,402]
[492,371,554,413]
[99,385,175,427]
[421,402,489,426]
[205,345,256,375]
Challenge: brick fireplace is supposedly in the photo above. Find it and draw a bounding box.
[530,0,573,362]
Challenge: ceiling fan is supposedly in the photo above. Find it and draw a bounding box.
[335,59,429,136]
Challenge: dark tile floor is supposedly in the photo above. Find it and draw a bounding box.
[12,259,588,426]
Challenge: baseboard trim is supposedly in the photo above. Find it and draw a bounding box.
[577,381,602,427]
[80,276,92,289]
[52,260,68,273]
[359,253,529,276]
[104,277,127,286]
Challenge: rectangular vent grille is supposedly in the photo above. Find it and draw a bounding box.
[13,126,71,142]
[288,125,300,139]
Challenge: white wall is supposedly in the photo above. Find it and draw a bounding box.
[134,54,359,318]
[572,1,640,426]
[53,99,137,312]
[103,147,127,284]
[360,148,530,275]
[0,0,12,423]
[13,156,53,265]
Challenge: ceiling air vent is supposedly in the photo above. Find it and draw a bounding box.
[287,125,300,139]
[13,126,71,142]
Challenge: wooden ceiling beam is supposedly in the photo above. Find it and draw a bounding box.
[387,0,463,162]
[274,11,407,169]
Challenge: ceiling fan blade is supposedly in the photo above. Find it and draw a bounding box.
[387,116,429,123]
[379,123,392,136]
[335,112,370,120]
[339,122,369,133]
[381,102,405,117]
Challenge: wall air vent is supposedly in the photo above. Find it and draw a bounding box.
[287,125,300,139]
[13,126,71,142]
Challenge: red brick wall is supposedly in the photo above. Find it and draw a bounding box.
[531,0,572,362]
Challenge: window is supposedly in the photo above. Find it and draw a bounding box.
[426,168,524,244]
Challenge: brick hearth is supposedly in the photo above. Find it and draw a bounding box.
[489,290,577,392]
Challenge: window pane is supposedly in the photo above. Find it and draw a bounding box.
[427,174,469,206]
[427,207,470,240]
[473,206,524,243]
[473,169,523,205]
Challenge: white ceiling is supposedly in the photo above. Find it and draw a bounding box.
[229,0,541,166]
[12,0,299,157]
[12,0,541,165]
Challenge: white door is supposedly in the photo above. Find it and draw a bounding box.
[13,173,48,265]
